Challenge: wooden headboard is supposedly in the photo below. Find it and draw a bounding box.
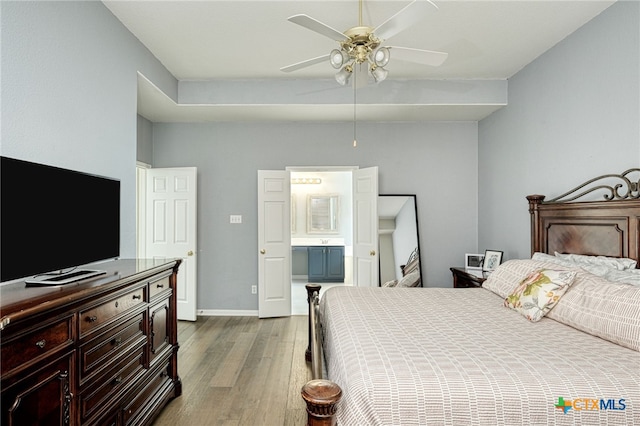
[400,247,420,276]
[527,168,640,266]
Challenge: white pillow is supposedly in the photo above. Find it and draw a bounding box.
[602,268,640,286]
[532,252,611,276]
[547,271,640,352]
[482,259,579,298]
[554,252,637,270]
[396,271,420,287]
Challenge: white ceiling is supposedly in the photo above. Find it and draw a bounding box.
[103,0,616,122]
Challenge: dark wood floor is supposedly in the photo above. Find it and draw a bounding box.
[152,316,311,426]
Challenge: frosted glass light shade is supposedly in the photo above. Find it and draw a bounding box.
[330,49,350,69]
[372,47,390,67]
[335,65,353,86]
[371,66,388,83]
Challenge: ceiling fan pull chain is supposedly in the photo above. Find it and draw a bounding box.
[353,75,357,148]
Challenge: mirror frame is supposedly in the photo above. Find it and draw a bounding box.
[378,194,422,286]
[307,194,340,234]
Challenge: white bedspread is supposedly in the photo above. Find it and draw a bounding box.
[319,287,640,425]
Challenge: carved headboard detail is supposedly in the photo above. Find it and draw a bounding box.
[528,169,640,266]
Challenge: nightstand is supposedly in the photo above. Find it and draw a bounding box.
[450,267,488,288]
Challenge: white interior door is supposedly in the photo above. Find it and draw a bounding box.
[146,167,198,321]
[257,170,291,318]
[353,167,379,286]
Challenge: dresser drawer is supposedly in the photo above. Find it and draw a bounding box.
[80,286,146,336]
[122,359,172,425]
[148,274,171,300]
[79,311,146,384]
[80,345,146,422]
[1,316,73,377]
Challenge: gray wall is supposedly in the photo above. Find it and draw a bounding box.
[137,115,154,165]
[4,1,637,313]
[1,1,177,259]
[478,0,640,261]
[152,122,478,310]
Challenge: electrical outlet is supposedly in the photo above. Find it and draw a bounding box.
[230,214,242,224]
[251,285,257,294]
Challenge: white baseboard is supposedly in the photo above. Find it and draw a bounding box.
[196,309,258,317]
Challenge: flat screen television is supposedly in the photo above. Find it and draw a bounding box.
[1,156,120,284]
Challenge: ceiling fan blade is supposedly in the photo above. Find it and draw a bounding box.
[387,46,448,67]
[280,54,331,73]
[288,14,349,42]
[373,0,437,41]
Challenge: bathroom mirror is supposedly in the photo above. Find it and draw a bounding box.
[307,194,339,234]
[378,194,422,286]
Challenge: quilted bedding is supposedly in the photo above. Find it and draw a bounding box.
[319,286,640,425]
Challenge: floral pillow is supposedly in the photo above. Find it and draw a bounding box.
[504,269,577,322]
[383,279,398,288]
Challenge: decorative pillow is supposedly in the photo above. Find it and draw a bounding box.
[382,279,398,288]
[554,252,637,270]
[482,259,574,298]
[504,269,577,322]
[546,271,640,351]
[396,271,420,287]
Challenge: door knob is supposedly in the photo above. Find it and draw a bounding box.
[370,250,376,256]
[187,250,194,256]
[260,249,266,254]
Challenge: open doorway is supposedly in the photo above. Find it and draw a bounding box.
[258,166,378,318]
[290,169,353,314]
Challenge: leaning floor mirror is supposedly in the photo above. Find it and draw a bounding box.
[378,194,422,287]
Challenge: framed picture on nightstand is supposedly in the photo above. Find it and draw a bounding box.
[464,253,485,270]
[483,250,503,272]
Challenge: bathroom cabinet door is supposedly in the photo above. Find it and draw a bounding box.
[307,246,344,282]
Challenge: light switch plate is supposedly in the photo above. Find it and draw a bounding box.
[230,214,242,224]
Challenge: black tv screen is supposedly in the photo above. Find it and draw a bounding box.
[1,156,120,283]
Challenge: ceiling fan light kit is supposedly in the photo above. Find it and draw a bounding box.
[371,65,388,83]
[281,0,448,87]
[330,49,351,69]
[372,47,390,67]
[335,65,354,86]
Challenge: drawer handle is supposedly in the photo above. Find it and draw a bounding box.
[112,376,123,385]
[35,339,46,349]
[132,294,141,300]
[112,337,122,346]
[87,315,98,323]
[156,283,164,289]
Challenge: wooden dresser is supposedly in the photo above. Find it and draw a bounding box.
[0,258,182,425]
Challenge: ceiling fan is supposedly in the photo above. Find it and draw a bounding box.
[280,0,448,87]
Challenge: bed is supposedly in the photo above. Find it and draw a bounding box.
[301,169,640,426]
